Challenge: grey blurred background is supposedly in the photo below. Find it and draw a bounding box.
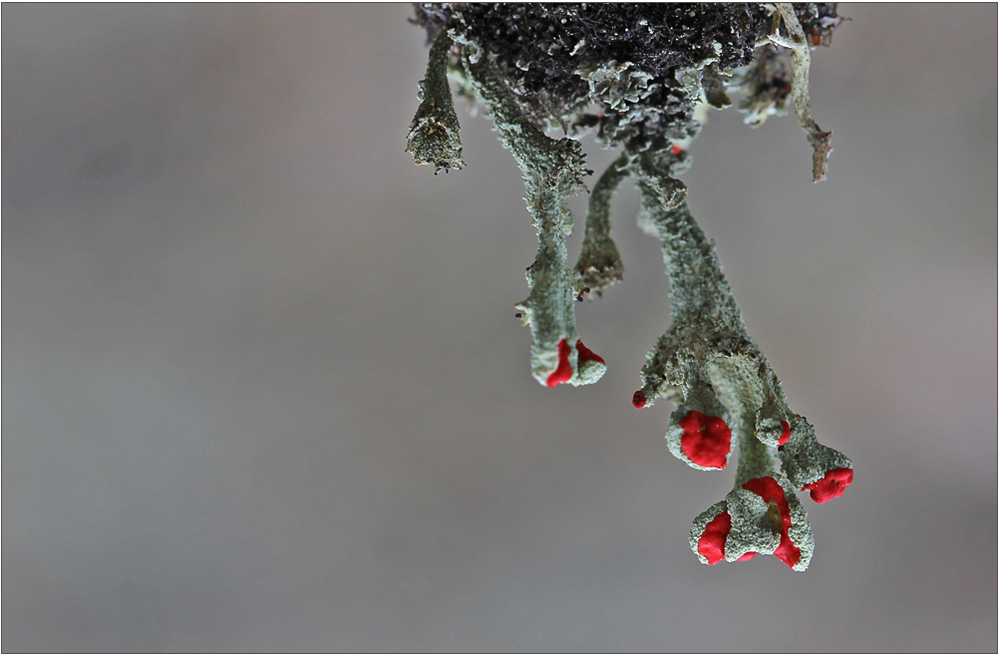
[3,3,996,652]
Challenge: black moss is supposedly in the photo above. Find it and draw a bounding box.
[412,3,840,152]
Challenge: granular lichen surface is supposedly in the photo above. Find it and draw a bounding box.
[407,2,852,571]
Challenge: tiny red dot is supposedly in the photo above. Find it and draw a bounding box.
[778,420,791,446]
[632,391,646,409]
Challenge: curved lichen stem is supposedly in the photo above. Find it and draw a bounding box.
[461,54,605,387]
[574,154,629,295]
[629,150,850,569]
[643,196,743,335]
[629,150,749,410]
[462,57,586,192]
[769,3,833,182]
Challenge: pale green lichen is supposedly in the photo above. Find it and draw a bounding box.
[462,55,604,387]
[751,2,834,181]
[689,445,817,571]
[573,154,628,295]
[406,29,465,173]
[780,415,854,490]
[408,2,851,570]
[632,170,850,567]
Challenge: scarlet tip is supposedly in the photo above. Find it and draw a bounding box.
[679,410,731,469]
[545,338,574,388]
[742,477,800,568]
[697,511,731,565]
[632,391,646,409]
[778,420,791,446]
[802,467,853,503]
[575,340,605,365]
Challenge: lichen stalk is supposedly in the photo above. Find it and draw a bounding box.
[769,3,833,182]
[406,29,465,173]
[630,156,850,569]
[574,154,629,295]
[629,158,746,412]
[462,55,605,387]
[408,3,852,570]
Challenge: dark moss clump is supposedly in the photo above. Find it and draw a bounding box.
[411,3,840,153]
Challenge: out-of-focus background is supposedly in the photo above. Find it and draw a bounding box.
[3,3,996,651]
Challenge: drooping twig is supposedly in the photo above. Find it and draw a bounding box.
[769,3,834,182]
[462,55,606,388]
[406,30,465,173]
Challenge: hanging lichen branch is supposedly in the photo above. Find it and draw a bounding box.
[406,29,465,173]
[407,3,852,570]
[629,166,852,568]
[628,171,747,472]
[462,54,606,388]
[574,154,629,296]
[768,3,834,182]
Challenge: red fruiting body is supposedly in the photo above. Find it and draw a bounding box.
[546,338,574,387]
[698,510,759,564]
[575,340,605,365]
[671,145,683,155]
[698,511,731,564]
[742,477,800,568]
[778,420,791,446]
[545,339,605,387]
[679,410,732,469]
[632,391,646,409]
[802,467,853,503]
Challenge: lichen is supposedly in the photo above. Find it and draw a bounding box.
[406,29,465,173]
[407,2,851,570]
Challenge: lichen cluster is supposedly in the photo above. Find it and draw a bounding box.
[407,3,852,570]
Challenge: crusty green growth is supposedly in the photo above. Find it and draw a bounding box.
[407,3,852,570]
[406,27,465,172]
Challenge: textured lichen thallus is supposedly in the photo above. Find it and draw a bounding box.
[406,3,852,571]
